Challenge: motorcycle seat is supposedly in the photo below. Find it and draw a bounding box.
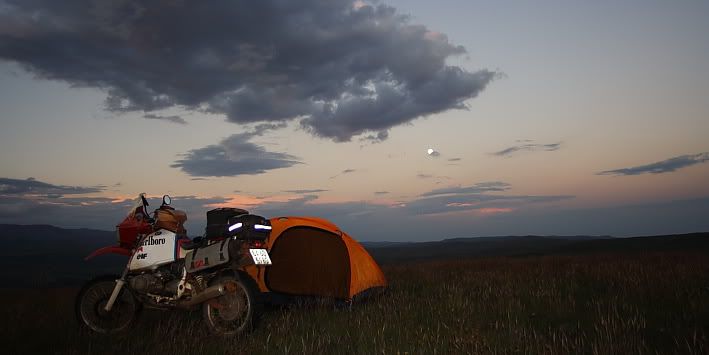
[181,237,205,250]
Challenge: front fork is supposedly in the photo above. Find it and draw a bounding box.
[104,261,131,312]
[105,234,147,312]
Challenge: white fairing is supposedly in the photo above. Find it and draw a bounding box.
[129,229,180,271]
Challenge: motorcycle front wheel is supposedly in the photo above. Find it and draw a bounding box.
[75,275,139,334]
[203,275,257,336]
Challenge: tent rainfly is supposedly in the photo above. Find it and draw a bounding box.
[244,216,387,300]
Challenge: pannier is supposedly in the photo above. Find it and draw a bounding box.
[227,214,271,241]
[155,208,187,235]
[205,207,249,239]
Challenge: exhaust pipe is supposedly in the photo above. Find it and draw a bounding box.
[178,280,238,308]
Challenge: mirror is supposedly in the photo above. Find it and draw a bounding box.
[162,195,171,206]
[140,193,149,207]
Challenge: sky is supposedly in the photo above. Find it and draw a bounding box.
[1,0,708,241]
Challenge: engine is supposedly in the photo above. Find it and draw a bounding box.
[129,266,181,296]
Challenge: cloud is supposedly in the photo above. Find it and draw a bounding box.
[479,197,709,238]
[359,130,389,144]
[421,182,510,197]
[492,142,562,157]
[0,177,103,197]
[143,114,187,125]
[206,181,570,225]
[416,173,451,180]
[403,182,573,215]
[447,158,461,162]
[283,189,329,194]
[330,169,357,179]
[171,131,301,177]
[374,191,389,195]
[0,191,230,231]
[2,190,706,241]
[383,181,573,216]
[0,178,582,240]
[0,0,495,142]
[598,152,709,176]
[251,122,288,136]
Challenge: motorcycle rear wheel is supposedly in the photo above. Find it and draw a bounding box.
[76,275,139,334]
[203,275,256,336]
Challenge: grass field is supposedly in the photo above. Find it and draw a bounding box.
[2,251,709,354]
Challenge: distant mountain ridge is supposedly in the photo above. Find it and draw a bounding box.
[366,232,709,263]
[1,224,708,287]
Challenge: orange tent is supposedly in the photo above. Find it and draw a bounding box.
[244,216,387,299]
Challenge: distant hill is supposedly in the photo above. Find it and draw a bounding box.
[360,241,412,248]
[0,224,122,287]
[1,224,708,287]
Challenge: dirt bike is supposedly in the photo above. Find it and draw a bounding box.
[76,193,272,336]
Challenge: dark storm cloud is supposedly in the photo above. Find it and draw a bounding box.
[283,189,329,194]
[421,182,511,197]
[143,113,187,125]
[0,0,495,142]
[171,132,301,177]
[0,177,104,197]
[598,152,709,176]
[492,142,562,157]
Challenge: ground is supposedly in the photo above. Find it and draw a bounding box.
[2,251,708,354]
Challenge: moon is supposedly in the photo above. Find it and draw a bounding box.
[426,148,441,157]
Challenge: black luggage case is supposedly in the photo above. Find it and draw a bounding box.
[205,207,248,239]
[227,214,271,241]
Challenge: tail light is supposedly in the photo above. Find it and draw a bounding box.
[249,240,265,249]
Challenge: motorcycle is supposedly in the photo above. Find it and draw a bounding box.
[76,193,272,336]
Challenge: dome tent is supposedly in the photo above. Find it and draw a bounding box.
[244,216,387,300]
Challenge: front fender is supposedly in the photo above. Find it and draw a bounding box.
[85,245,132,260]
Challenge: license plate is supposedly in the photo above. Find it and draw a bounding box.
[249,249,272,265]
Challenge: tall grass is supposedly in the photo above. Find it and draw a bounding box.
[2,251,708,354]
